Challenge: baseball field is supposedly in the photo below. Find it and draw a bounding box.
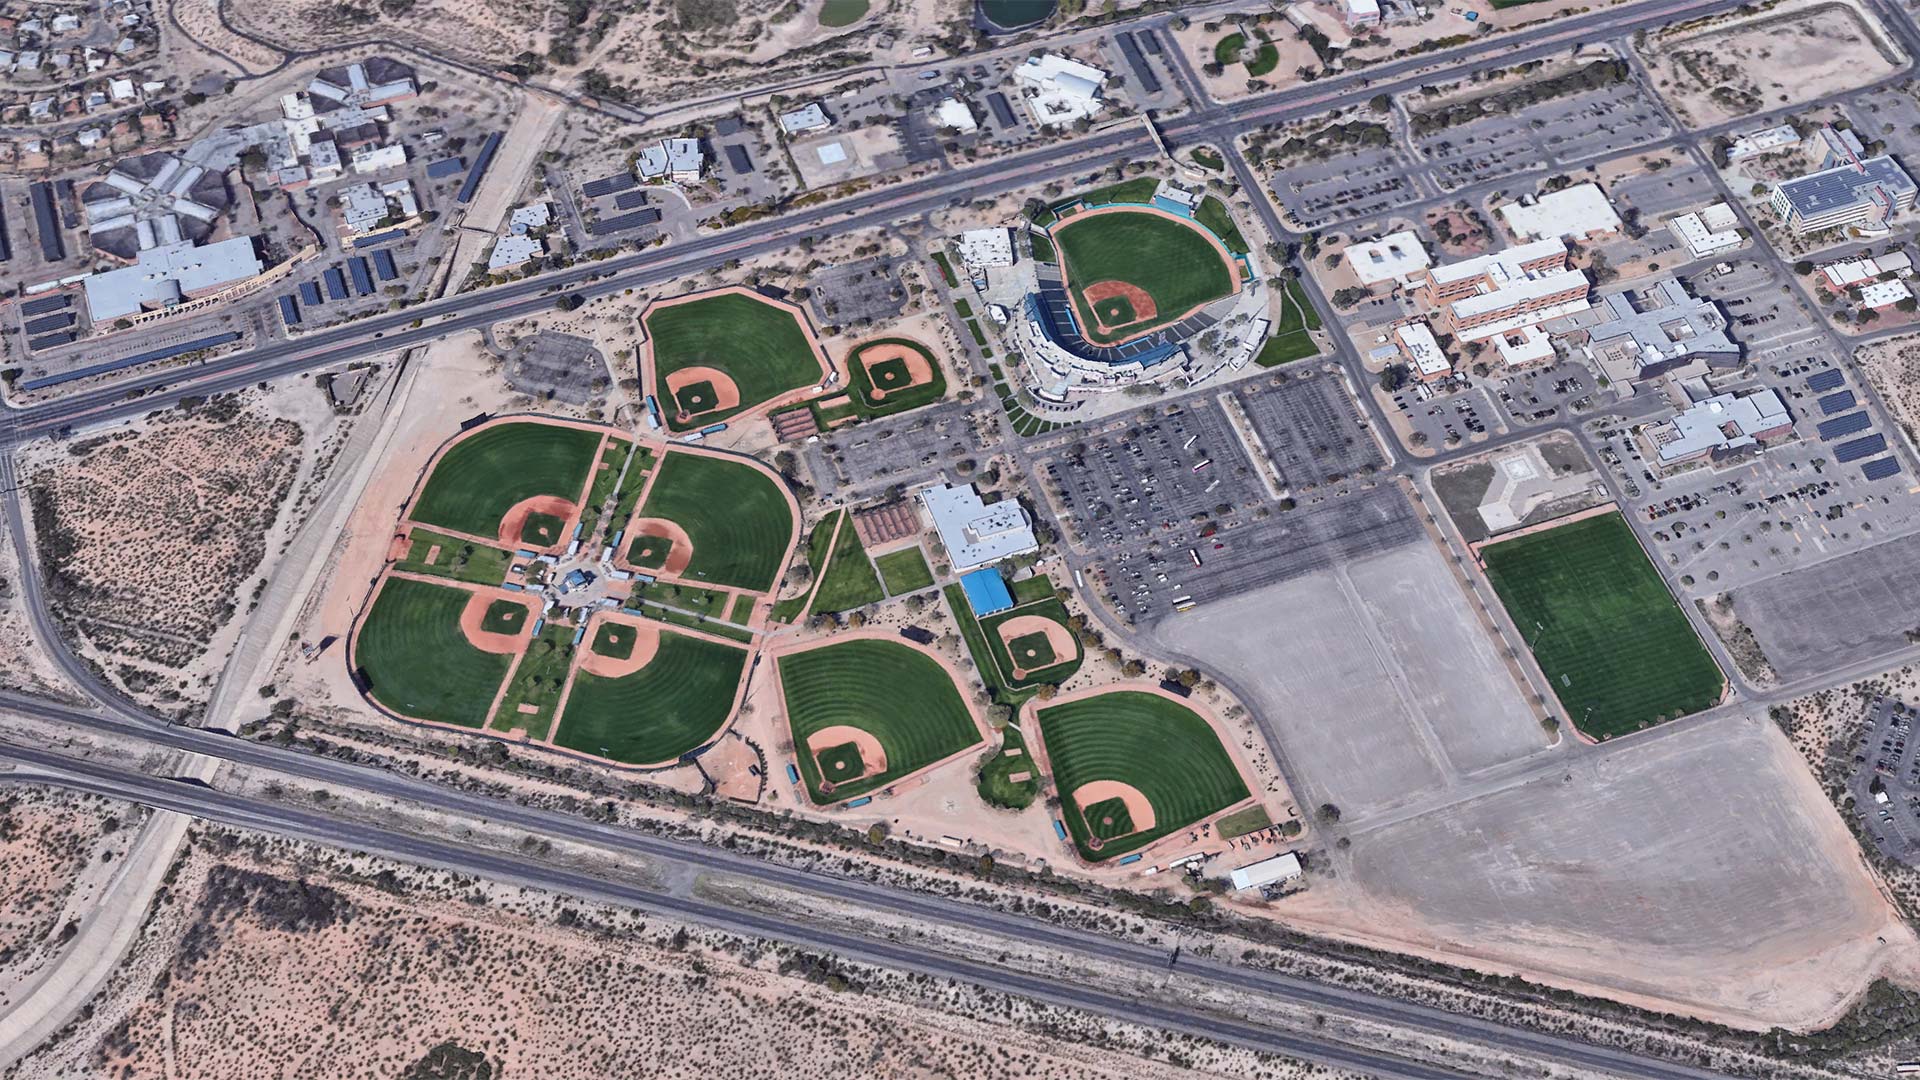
[780,638,982,803]
[356,576,513,728]
[1036,690,1250,861]
[979,598,1082,688]
[553,631,748,764]
[845,337,946,418]
[645,290,824,430]
[1480,512,1724,739]
[638,451,794,592]
[1052,209,1235,345]
[409,421,602,537]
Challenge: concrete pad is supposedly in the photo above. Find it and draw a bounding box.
[1731,530,1920,681]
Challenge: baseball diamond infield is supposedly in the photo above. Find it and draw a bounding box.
[462,590,533,652]
[1033,687,1253,862]
[775,634,985,804]
[501,496,577,550]
[622,518,694,575]
[806,724,889,788]
[994,613,1077,680]
[1050,206,1237,346]
[408,420,604,538]
[642,287,833,432]
[845,337,947,417]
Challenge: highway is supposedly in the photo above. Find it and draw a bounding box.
[0,700,1741,1080]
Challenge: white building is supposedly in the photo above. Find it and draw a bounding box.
[1012,53,1107,127]
[488,234,544,272]
[933,97,977,134]
[1669,203,1743,258]
[1726,124,1800,162]
[1862,278,1912,309]
[82,236,263,321]
[1650,389,1793,464]
[349,143,405,175]
[1345,230,1430,288]
[778,102,831,136]
[635,137,705,184]
[509,202,553,233]
[336,179,416,234]
[919,482,1038,572]
[1394,320,1450,381]
[1228,852,1302,891]
[1496,183,1623,242]
[953,227,1014,269]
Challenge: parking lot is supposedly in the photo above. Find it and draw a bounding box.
[1233,370,1383,488]
[1492,360,1600,428]
[808,255,910,327]
[1850,695,1920,865]
[1415,85,1669,190]
[1692,260,1829,369]
[1730,528,1920,681]
[1385,382,1496,449]
[1271,148,1421,228]
[806,401,995,502]
[1844,84,1920,162]
[1607,159,1721,221]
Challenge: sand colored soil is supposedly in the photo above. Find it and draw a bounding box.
[460,591,532,654]
[1072,780,1157,838]
[622,518,695,576]
[855,340,936,401]
[496,495,579,550]
[577,614,663,678]
[665,365,743,420]
[807,724,889,787]
[1083,280,1159,330]
[996,614,1079,678]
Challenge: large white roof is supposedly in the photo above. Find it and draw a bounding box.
[1346,230,1430,286]
[1496,183,1622,241]
[920,482,1037,572]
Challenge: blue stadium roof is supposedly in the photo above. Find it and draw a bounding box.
[959,568,1014,617]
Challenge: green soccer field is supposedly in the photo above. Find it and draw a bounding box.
[1036,690,1250,861]
[638,450,794,591]
[1480,512,1724,739]
[553,631,748,764]
[356,577,513,728]
[1051,211,1235,344]
[645,292,822,431]
[780,638,982,803]
[409,422,603,538]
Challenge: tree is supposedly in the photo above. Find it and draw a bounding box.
[1793,259,1815,276]
[1317,803,1342,824]
[1377,363,1411,392]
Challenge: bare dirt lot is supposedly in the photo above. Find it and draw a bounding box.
[1726,530,1920,682]
[1637,0,1904,129]
[0,788,146,1011]
[1858,331,1920,455]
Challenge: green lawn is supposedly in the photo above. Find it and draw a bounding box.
[818,0,868,26]
[1036,690,1250,861]
[1195,196,1249,255]
[638,450,794,591]
[810,513,884,615]
[1072,176,1161,207]
[1481,513,1724,739]
[356,577,513,728]
[1213,32,1246,66]
[645,292,822,431]
[976,724,1041,810]
[1189,148,1224,171]
[875,546,935,595]
[781,638,981,803]
[980,598,1083,689]
[846,338,947,417]
[1245,41,1280,77]
[1216,803,1272,839]
[491,623,575,739]
[554,631,747,764]
[394,529,513,586]
[1052,211,1235,344]
[409,421,602,537]
[1255,279,1323,367]
[480,598,528,635]
[1010,572,1056,605]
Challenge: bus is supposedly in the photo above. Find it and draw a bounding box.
[1191,459,1211,473]
[1188,548,1203,567]
[1171,595,1196,612]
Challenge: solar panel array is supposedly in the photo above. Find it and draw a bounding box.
[1818,390,1857,415]
[372,249,399,280]
[1835,433,1888,463]
[300,281,323,306]
[1862,457,1903,482]
[279,295,301,326]
[23,312,74,335]
[1807,368,1845,392]
[582,172,637,198]
[1817,411,1872,440]
[587,208,661,235]
[613,190,649,210]
[20,293,70,316]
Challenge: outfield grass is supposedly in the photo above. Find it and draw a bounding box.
[1036,691,1249,861]
[646,293,820,430]
[818,0,868,26]
[491,623,574,738]
[1481,512,1723,738]
[810,514,884,615]
[638,450,793,591]
[394,529,513,586]
[410,422,602,537]
[846,338,946,417]
[357,577,512,728]
[980,598,1083,688]
[976,724,1041,810]
[1053,211,1234,344]
[875,546,935,595]
[781,638,981,803]
[1195,196,1249,255]
[554,631,747,764]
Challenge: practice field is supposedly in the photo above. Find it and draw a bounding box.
[1481,512,1723,738]
[780,638,982,803]
[479,599,527,635]
[979,598,1082,687]
[809,512,884,615]
[875,546,935,595]
[554,631,747,764]
[846,338,945,417]
[638,451,793,591]
[1051,209,1235,344]
[409,421,602,537]
[644,291,823,430]
[356,577,513,728]
[1036,690,1250,861]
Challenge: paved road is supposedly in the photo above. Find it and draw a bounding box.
[0,713,1743,1080]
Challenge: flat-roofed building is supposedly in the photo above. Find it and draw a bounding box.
[1647,389,1793,465]
[1413,238,1588,347]
[1726,124,1799,161]
[778,102,831,136]
[1769,156,1918,235]
[1229,852,1302,891]
[919,482,1037,572]
[1394,320,1450,381]
[1669,204,1743,258]
[82,235,263,321]
[954,227,1014,269]
[1550,277,1736,384]
[1862,278,1912,309]
[1012,53,1107,127]
[1345,229,1430,287]
[1496,182,1622,242]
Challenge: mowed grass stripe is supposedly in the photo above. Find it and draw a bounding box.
[1053,211,1234,344]
[1037,690,1249,861]
[1481,512,1722,738]
[640,451,793,591]
[554,631,747,764]
[781,638,981,803]
[411,422,602,536]
[357,577,512,728]
[646,293,821,428]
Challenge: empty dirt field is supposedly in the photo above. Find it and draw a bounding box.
[1638,1,1904,128]
[1857,332,1920,453]
[0,788,146,1010]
